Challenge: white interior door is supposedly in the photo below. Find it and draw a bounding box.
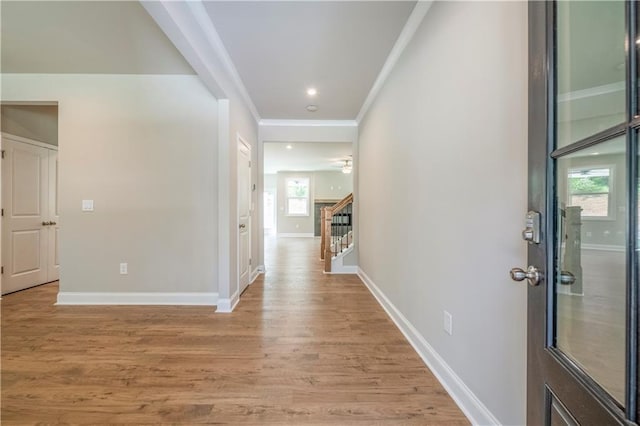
[2,136,50,294]
[47,150,59,281]
[238,139,252,295]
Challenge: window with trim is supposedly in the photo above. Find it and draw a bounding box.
[286,178,310,216]
[567,166,613,218]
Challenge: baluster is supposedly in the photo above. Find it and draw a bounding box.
[347,203,351,246]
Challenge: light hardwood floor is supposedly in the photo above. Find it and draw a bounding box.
[1,236,468,424]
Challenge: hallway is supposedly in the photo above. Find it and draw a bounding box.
[1,236,467,424]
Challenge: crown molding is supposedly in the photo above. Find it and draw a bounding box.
[356,0,434,124]
[142,0,261,122]
[259,119,358,127]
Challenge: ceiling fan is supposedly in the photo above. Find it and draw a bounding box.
[330,156,353,174]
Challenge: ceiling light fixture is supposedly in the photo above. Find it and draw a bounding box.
[342,160,352,174]
[306,105,318,112]
[286,144,293,150]
[307,88,317,96]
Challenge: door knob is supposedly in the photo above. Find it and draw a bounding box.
[510,265,542,286]
[42,221,50,226]
[50,221,57,226]
[559,271,576,285]
[239,224,246,229]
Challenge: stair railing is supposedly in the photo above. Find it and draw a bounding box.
[321,193,353,272]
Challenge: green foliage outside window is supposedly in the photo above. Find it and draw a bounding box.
[287,180,309,197]
[569,175,609,194]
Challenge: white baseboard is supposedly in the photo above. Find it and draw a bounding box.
[257,265,266,273]
[277,233,314,238]
[56,291,218,306]
[325,265,358,274]
[250,266,263,284]
[357,268,500,426]
[216,290,239,313]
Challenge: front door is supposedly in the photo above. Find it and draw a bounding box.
[524,1,638,424]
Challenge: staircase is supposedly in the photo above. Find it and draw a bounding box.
[321,193,354,273]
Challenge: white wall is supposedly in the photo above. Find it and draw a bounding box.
[357,2,528,424]
[2,74,219,297]
[1,105,58,145]
[259,122,356,143]
[313,171,352,200]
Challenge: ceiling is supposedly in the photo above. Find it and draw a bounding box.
[1,1,194,74]
[264,142,352,174]
[204,1,416,120]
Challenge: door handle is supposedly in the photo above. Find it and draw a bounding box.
[42,221,51,226]
[50,221,57,226]
[510,265,542,286]
[559,271,576,285]
[239,224,246,229]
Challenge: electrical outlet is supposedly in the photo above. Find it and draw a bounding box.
[443,311,453,335]
[119,263,128,275]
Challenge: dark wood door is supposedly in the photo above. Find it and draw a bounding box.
[526,1,639,424]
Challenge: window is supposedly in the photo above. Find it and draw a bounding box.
[567,166,612,218]
[286,178,310,216]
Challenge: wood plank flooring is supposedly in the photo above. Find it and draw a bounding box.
[1,236,468,424]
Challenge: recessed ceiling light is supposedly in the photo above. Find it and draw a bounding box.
[307,88,317,96]
[306,105,318,112]
[286,144,293,150]
[591,152,600,155]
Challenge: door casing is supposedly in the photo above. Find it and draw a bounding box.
[1,133,59,295]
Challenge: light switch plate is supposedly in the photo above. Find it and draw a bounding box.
[82,200,94,212]
[443,311,453,335]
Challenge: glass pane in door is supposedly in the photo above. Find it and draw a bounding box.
[555,135,626,405]
[556,1,626,148]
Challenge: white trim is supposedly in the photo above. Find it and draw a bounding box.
[356,1,434,123]
[357,267,499,426]
[325,265,358,275]
[1,132,58,151]
[250,267,262,284]
[277,233,314,238]
[187,1,260,122]
[259,119,358,127]
[56,292,218,306]
[142,1,260,122]
[558,81,625,103]
[581,244,625,252]
[217,99,232,312]
[216,290,239,313]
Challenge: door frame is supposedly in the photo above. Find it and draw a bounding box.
[1,132,59,295]
[528,1,639,424]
